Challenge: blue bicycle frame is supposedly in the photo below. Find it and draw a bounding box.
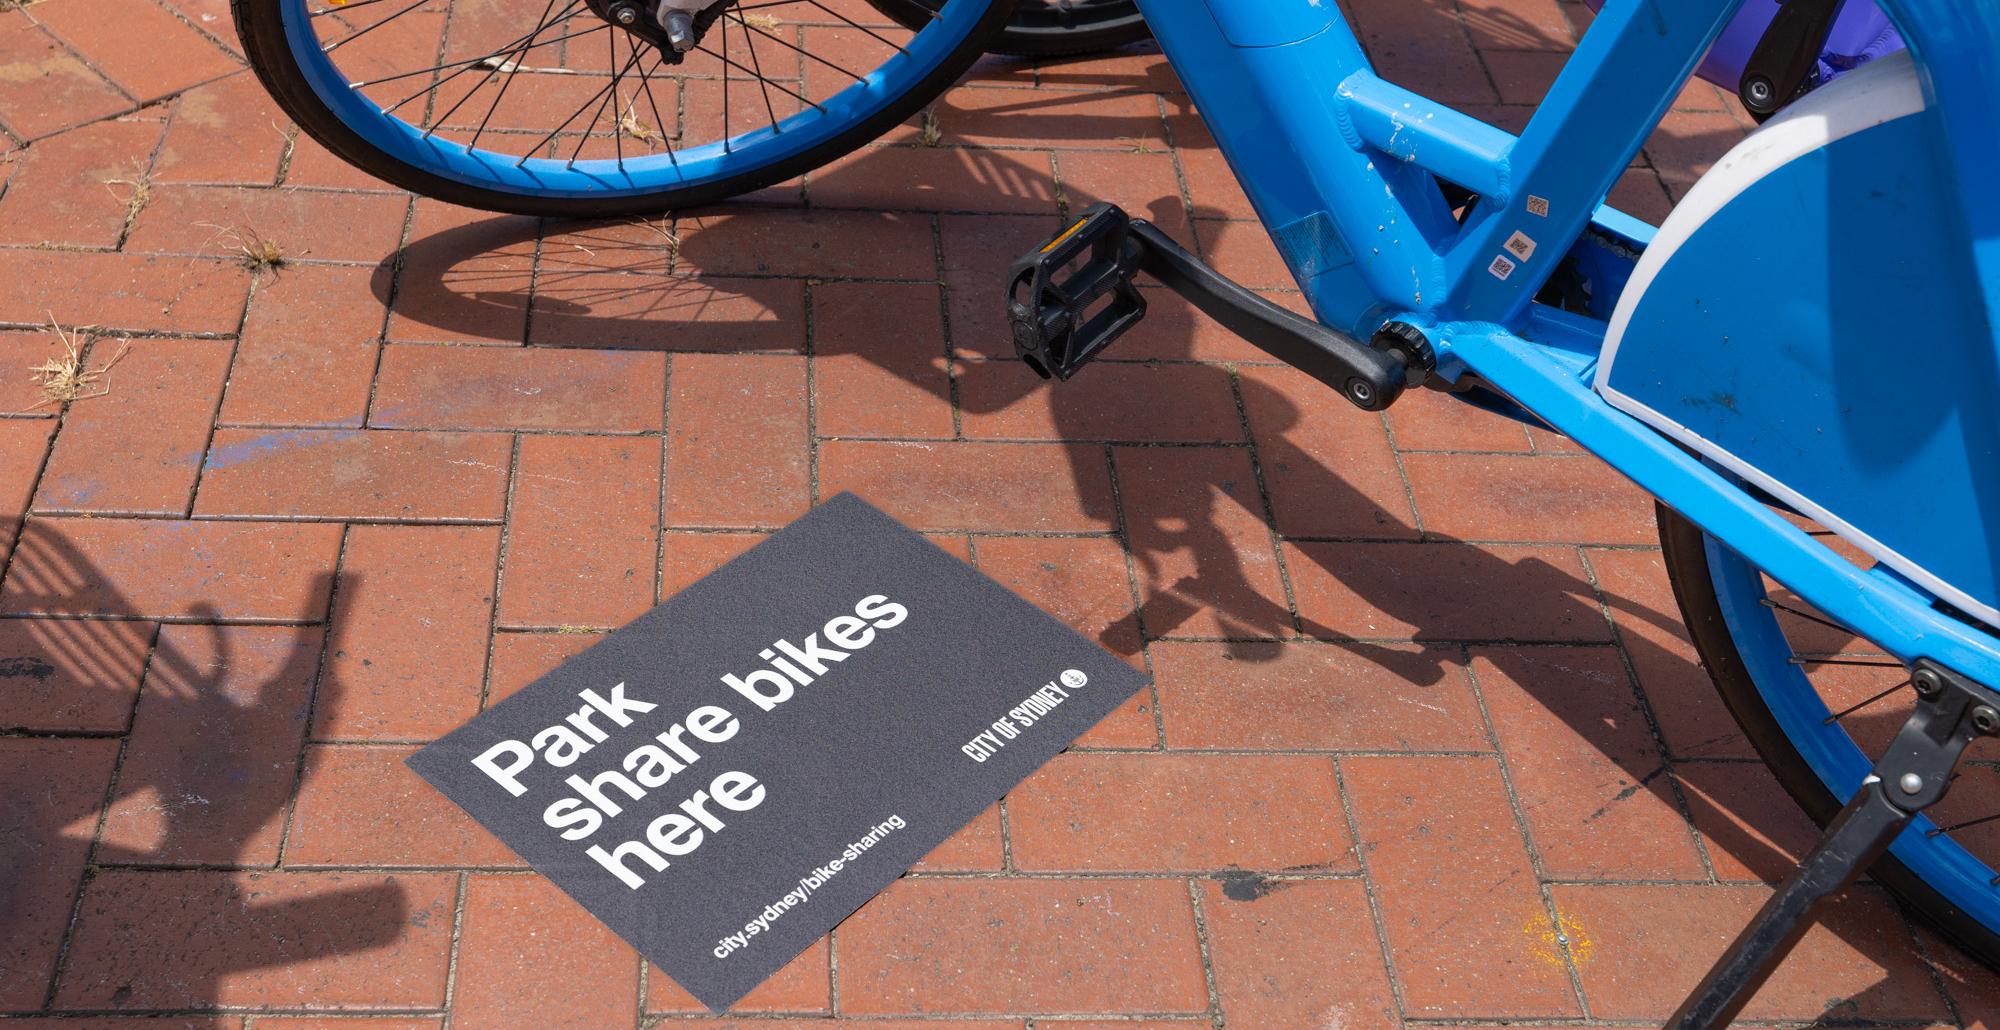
[1126,0,2000,690]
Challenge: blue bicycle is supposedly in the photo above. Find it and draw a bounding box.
[240,0,2000,1016]
[995,0,1999,1018]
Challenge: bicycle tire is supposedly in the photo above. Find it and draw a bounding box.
[1658,503,2000,966]
[234,0,1017,217]
[870,0,1150,58]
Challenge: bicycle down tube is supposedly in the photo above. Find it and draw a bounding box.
[1125,0,2000,691]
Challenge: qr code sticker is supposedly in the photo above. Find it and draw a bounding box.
[1488,254,1517,280]
[1525,196,1550,217]
[1505,230,1537,261]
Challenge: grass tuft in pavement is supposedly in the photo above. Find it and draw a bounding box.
[21,317,129,412]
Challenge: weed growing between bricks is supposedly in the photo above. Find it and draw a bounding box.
[101,159,153,238]
[204,223,288,273]
[18,318,127,413]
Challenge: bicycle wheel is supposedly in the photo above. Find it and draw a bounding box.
[869,0,1149,57]
[234,0,1016,216]
[1659,503,2000,964]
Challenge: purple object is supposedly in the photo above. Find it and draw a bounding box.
[1586,0,1905,94]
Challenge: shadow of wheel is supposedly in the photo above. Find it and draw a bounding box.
[869,0,1152,56]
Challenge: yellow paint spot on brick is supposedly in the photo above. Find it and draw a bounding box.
[1523,910,1594,967]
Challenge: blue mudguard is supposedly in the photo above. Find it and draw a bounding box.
[1596,52,2000,628]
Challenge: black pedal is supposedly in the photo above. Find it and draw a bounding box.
[1005,203,1147,381]
[1002,200,1412,410]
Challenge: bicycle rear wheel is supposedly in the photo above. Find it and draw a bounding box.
[1659,504,2000,964]
[234,0,1015,216]
[871,0,1149,57]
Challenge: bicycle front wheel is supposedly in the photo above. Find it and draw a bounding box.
[234,0,1016,216]
[1660,504,2000,965]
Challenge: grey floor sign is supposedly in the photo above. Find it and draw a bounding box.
[407,492,1150,1011]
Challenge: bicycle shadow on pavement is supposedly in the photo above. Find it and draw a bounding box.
[382,194,1737,779]
[377,167,1946,1018]
[381,191,1678,681]
[0,528,410,1020]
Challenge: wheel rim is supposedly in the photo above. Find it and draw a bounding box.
[281,0,985,199]
[1703,528,2000,933]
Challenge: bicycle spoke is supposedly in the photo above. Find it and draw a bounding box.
[568,35,641,167]
[1693,501,2000,935]
[733,14,868,83]
[606,28,624,166]
[383,53,539,120]
[1760,597,1852,634]
[632,54,680,168]
[343,0,880,158]
[1821,678,1912,725]
[311,0,402,18]
[404,0,580,126]
[421,61,517,131]
[1929,810,2000,837]
[694,42,828,112]
[721,12,731,151]
[805,0,909,55]
[514,60,630,166]
[729,7,784,134]
[459,1,580,149]
[322,0,430,52]
[349,24,605,88]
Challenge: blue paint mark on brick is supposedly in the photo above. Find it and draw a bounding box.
[204,429,359,471]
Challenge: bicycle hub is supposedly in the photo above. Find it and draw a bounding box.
[586,0,730,64]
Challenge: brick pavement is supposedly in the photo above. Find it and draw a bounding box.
[4,0,1998,1026]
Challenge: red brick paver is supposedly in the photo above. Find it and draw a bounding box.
[286,743,526,867]
[0,617,152,731]
[500,433,661,628]
[647,938,832,1015]
[1007,752,1356,873]
[452,874,643,1030]
[218,264,386,428]
[839,878,1208,1015]
[0,10,130,140]
[31,0,239,103]
[315,524,500,739]
[34,338,230,515]
[3,0,1974,1027]
[0,118,164,248]
[96,624,320,867]
[1345,754,1582,1018]
[55,870,456,1010]
[0,738,121,1009]
[1202,879,1400,1029]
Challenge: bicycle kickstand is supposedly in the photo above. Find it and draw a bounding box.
[1668,659,2000,1030]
